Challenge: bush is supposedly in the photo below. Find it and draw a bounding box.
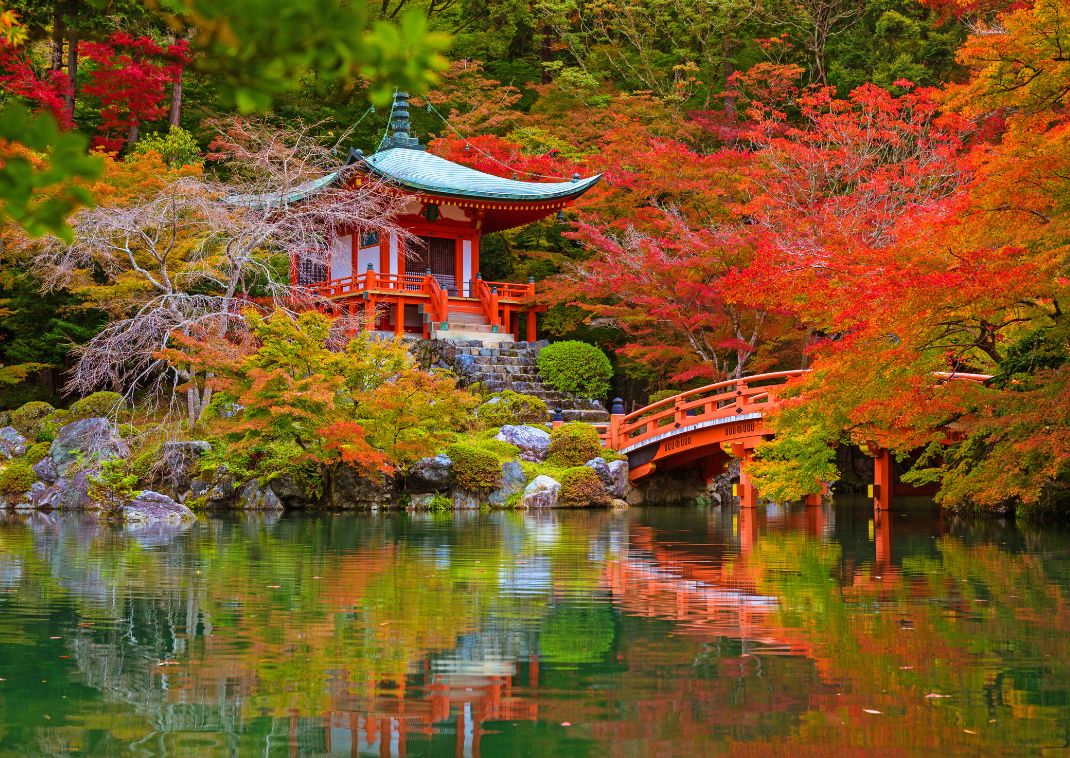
[537,341,612,399]
[647,389,680,405]
[447,443,502,491]
[129,126,201,168]
[548,422,603,467]
[0,460,37,495]
[88,459,140,514]
[476,390,549,427]
[70,391,126,420]
[558,466,611,507]
[24,441,51,464]
[10,401,55,440]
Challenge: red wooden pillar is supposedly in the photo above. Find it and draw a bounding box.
[454,238,464,292]
[395,299,405,337]
[872,447,892,512]
[736,452,759,509]
[525,310,537,342]
[364,297,376,331]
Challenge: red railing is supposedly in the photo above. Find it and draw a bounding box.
[474,277,500,329]
[426,275,449,324]
[607,370,809,451]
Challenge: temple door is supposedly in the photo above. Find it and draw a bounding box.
[413,236,457,292]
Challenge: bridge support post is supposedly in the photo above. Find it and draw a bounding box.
[526,310,537,342]
[872,447,892,512]
[874,509,892,566]
[737,453,759,509]
[608,398,625,450]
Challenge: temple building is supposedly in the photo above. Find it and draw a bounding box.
[290,92,601,342]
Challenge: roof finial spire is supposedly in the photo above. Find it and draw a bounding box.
[380,91,424,151]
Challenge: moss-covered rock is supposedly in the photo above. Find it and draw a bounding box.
[557,466,611,507]
[10,401,55,440]
[446,443,502,491]
[0,460,36,496]
[547,422,603,467]
[477,390,549,427]
[70,391,127,420]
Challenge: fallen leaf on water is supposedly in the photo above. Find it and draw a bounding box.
[899,666,914,670]
[157,660,179,667]
[0,678,6,682]
[863,709,882,715]
[42,715,50,720]
[964,729,977,735]
[561,722,572,727]
[49,636,62,640]
[267,585,281,589]
[925,694,950,699]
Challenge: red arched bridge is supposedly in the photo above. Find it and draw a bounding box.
[576,370,989,512]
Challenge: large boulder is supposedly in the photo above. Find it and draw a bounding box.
[585,457,629,499]
[406,454,453,493]
[44,418,129,479]
[487,459,527,506]
[329,466,399,510]
[29,418,129,511]
[495,425,550,463]
[0,427,27,460]
[188,468,237,506]
[451,489,482,509]
[120,490,195,526]
[522,475,561,509]
[238,480,284,511]
[156,441,211,500]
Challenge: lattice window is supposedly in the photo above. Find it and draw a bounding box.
[297,256,327,285]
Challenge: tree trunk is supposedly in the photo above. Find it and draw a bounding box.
[540,24,553,84]
[65,34,77,123]
[723,46,736,123]
[50,1,65,71]
[127,122,139,148]
[168,72,182,127]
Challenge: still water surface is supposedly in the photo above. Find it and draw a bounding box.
[0,501,1068,756]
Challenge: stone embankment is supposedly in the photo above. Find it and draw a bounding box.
[0,419,637,522]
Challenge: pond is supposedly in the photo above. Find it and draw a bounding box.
[0,500,1068,756]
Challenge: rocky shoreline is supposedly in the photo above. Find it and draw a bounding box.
[0,416,642,526]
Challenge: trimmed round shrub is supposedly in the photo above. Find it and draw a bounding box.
[477,390,549,427]
[447,443,502,491]
[70,391,126,420]
[647,389,680,405]
[10,401,55,440]
[24,441,51,465]
[558,466,611,507]
[0,460,37,495]
[537,341,612,400]
[547,422,603,467]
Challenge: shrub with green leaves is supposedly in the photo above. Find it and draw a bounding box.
[558,466,611,507]
[70,391,127,420]
[548,422,603,467]
[88,459,141,514]
[446,442,502,491]
[647,389,680,405]
[537,341,612,400]
[10,401,55,440]
[477,390,548,427]
[129,126,202,168]
[0,460,36,495]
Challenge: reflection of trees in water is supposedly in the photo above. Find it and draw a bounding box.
[2,509,631,752]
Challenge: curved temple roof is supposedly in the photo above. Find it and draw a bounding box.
[358,147,601,202]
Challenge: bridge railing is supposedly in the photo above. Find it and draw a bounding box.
[608,370,809,450]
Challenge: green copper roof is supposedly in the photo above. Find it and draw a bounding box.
[225,171,341,208]
[360,148,601,201]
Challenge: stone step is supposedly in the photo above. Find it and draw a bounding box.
[448,312,490,325]
[435,331,514,344]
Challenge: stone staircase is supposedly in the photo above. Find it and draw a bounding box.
[430,300,514,344]
[430,339,610,422]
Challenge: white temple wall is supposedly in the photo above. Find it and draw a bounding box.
[389,232,400,275]
[462,240,473,296]
[330,234,352,279]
